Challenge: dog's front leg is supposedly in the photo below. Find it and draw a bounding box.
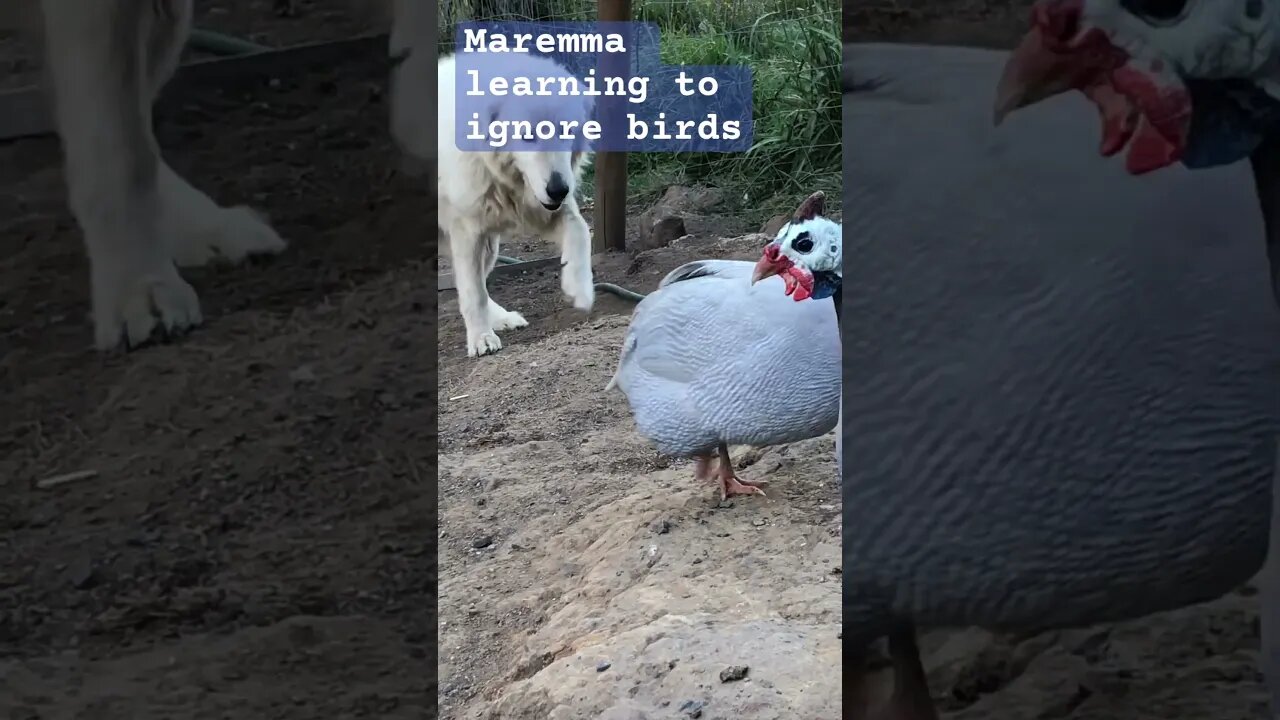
[143,1,286,269]
[449,223,502,357]
[157,161,286,268]
[42,0,201,350]
[481,234,528,333]
[556,204,595,311]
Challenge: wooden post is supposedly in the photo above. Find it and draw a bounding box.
[594,0,630,253]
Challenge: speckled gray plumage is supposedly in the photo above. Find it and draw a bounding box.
[610,259,841,458]
[842,44,1280,645]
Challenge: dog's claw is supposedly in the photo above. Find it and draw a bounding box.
[467,331,503,357]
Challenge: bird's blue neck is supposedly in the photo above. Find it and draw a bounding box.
[810,271,841,301]
[1183,78,1280,169]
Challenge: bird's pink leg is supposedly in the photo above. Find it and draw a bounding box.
[713,443,767,500]
[850,626,940,720]
[693,454,716,482]
[877,626,940,720]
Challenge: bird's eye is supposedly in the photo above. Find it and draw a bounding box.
[1121,0,1189,23]
[793,231,814,254]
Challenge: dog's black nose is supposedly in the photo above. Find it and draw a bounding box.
[546,173,570,204]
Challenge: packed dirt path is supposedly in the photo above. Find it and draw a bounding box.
[437,198,844,718]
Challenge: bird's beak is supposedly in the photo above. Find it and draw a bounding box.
[993,0,1190,174]
[752,244,785,285]
[751,255,780,285]
[994,25,1078,125]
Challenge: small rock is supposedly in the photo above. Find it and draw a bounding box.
[596,661,611,672]
[716,500,734,509]
[759,456,784,475]
[471,535,494,549]
[287,623,319,647]
[652,518,671,534]
[651,215,687,246]
[67,557,96,589]
[678,699,705,718]
[289,365,317,384]
[761,213,790,236]
[751,518,766,527]
[631,206,687,253]
[719,665,749,683]
[658,185,723,212]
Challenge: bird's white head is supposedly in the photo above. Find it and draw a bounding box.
[994,0,1280,173]
[750,191,842,302]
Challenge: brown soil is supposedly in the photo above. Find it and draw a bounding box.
[1,3,434,719]
[437,226,843,719]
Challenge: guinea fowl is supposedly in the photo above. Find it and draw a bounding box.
[606,192,841,502]
[841,1,1280,717]
[751,196,844,327]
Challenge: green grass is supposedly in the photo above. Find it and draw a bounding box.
[441,0,841,224]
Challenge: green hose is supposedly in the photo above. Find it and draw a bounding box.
[497,255,647,302]
[188,29,270,56]
[594,282,647,302]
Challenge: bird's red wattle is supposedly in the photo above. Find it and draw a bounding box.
[1024,0,1191,175]
[782,266,814,301]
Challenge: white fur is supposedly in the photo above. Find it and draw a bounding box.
[427,53,595,357]
[8,2,596,356]
[31,0,287,350]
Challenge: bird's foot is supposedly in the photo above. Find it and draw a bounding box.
[701,446,769,502]
[717,472,768,501]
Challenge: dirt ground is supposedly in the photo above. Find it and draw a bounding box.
[437,212,843,719]
[1,3,435,719]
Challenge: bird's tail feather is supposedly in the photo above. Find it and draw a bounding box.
[604,333,637,393]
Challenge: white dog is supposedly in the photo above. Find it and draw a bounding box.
[21,0,290,351]
[8,0,426,352]
[431,52,596,357]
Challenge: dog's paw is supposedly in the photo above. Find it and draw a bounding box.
[92,262,203,351]
[489,308,528,332]
[467,330,503,357]
[170,205,287,267]
[561,265,595,311]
